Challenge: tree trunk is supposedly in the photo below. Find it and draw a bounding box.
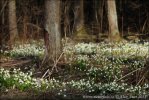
[0,0,7,49]
[63,1,71,38]
[73,0,90,41]
[107,0,121,42]
[8,0,18,47]
[74,0,84,32]
[44,0,61,64]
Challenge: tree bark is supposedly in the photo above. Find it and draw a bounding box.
[73,0,90,42]
[107,0,121,42]
[8,0,18,47]
[44,0,61,64]
[74,0,84,32]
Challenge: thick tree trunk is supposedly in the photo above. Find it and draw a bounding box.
[107,0,121,42]
[8,0,18,47]
[44,0,61,64]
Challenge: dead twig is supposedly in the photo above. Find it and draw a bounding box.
[42,52,64,79]
[0,1,8,15]
[116,67,142,82]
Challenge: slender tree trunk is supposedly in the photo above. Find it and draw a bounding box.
[0,0,3,48]
[23,15,28,42]
[74,0,84,32]
[98,0,105,33]
[44,0,61,64]
[8,0,18,47]
[73,0,90,41]
[107,0,121,42]
[63,1,71,38]
[0,0,7,49]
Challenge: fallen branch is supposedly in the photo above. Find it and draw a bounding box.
[116,67,142,82]
[0,59,32,67]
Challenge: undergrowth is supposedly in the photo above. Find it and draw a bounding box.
[1,41,149,98]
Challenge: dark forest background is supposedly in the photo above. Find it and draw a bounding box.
[0,0,148,45]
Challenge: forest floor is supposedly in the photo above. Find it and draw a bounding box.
[0,39,149,100]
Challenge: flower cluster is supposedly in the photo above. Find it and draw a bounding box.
[0,68,149,95]
[65,80,149,95]
[0,68,61,91]
[74,43,97,54]
[86,65,122,82]
[73,55,91,71]
[63,42,149,59]
[63,42,148,74]
[4,43,44,58]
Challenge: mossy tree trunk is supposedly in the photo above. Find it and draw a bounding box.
[74,0,84,32]
[8,0,18,47]
[73,0,89,41]
[44,0,61,64]
[107,0,121,42]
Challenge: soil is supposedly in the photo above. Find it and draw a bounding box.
[0,89,85,100]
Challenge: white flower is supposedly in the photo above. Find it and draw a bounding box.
[19,79,24,84]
